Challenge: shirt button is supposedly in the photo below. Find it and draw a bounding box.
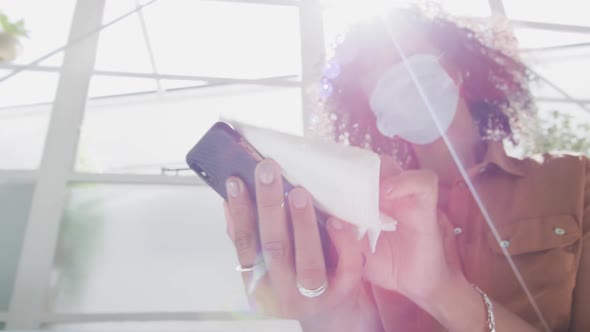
[500,240,510,248]
[454,227,462,235]
[478,166,487,174]
[554,227,566,236]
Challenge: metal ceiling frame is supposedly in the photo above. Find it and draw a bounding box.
[1,0,589,107]
[5,0,107,328]
[0,63,300,86]
[135,0,163,92]
[512,20,590,33]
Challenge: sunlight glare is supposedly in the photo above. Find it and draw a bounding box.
[322,0,409,26]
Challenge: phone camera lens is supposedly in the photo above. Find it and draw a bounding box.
[194,162,214,184]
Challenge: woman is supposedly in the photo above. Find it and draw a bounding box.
[223,6,589,332]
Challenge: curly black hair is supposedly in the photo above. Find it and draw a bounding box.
[310,4,536,166]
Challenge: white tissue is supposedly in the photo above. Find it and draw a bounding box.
[228,120,397,252]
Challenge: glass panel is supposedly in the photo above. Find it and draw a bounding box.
[38,51,65,67]
[515,28,590,50]
[506,101,590,157]
[524,46,590,100]
[50,184,249,313]
[0,71,59,108]
[0,182,35,310]
[101,0,153,23]
[75,85,302,174]
[536,101,590,129]
[88,76,157,98]
[529,79,564,99]
[160,79,208,91]
[321,0,490,15]
[1,0,76,66]
[141,0,301,79]
[322,0,490,55]
[0,0,61,169]
[0,105,51,170]
[505,0,590,27]
[436,0,490,16]
[45,320,301,332]
[88,77,210,98]
[533,101,590,156]
[94,2,153,74]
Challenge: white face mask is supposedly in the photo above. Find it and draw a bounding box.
[368,54,459,145]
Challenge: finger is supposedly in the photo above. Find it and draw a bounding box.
[326,217,363,296]
[223,201,234,239]
[379,154,403,179]
[380,170,438,204]
[359,229,396,287]
[288,187,327,291]
[379,170,439,230]
[255,160,295,301]
[225,179,279,315]
[225,177,259,268]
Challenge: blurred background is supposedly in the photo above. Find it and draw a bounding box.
[0,0,589,330]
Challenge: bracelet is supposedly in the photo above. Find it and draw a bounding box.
[474,285,496,332]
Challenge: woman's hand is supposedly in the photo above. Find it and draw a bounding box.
[362,156,464,307]
[223,159,379,331]
[363,157,541,332]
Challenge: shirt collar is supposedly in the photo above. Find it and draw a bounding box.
[478,141,526,177]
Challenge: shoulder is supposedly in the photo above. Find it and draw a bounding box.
[516,152,588,190]
[515,152,589,232]
[521,152,587,174]
[490,152,588,221]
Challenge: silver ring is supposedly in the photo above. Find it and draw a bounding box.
[235,264,256,272]
[236,265,256,272]
[296,281,328,298]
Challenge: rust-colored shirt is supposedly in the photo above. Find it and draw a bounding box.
[372,142,590,331]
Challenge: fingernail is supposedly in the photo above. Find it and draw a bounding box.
[290,189,308,209]
[257,162,275,185]
[226,179,241,198]
[329,218,343,230]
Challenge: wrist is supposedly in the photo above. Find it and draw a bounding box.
[299,307,372,332]
[413,275,488,332]
[300,292,382,332]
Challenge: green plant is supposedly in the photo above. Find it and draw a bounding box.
[521,109,590,156]
[0,12,28,38]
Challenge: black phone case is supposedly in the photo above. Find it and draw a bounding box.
[186,122,263,200]
[186,122,334,266]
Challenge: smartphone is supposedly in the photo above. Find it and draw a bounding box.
[186,122,334,266]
